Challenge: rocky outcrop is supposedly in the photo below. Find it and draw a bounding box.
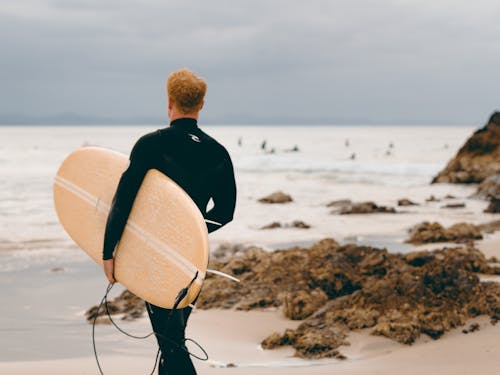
[405,222,482,244]
[258,191,293,204]
[194,240,500,358]
[432,112,500,184]
[85,238,500,360]
[259,245,500,358]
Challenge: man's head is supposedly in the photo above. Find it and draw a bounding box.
[167,68,207,120]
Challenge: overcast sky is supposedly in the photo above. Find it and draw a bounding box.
[1,0,499,125]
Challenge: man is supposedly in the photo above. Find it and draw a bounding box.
[102,68,237,374]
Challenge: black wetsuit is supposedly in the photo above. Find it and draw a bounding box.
[102,118,237,374]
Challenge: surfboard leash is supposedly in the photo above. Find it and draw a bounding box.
[92,274,208,375]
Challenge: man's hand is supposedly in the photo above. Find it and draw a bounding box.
[103,259,116,284]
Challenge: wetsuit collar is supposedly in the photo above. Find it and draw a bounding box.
[170,118,198,131]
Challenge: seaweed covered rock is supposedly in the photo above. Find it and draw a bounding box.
[199,239,500,358]
[261,245,500,358]
[405,221,482,244]
[197,239,370,310]
[432,112,500,184]
[283,289,328,320]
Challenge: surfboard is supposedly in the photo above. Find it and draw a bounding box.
[53,146,209,309]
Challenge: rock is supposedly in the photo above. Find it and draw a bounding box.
[338,201,396,214]
[261,221,311,230]
[398,198,419,206]
[404,251,435,267]
[372,322,420,344]
[261,330,295,349]
[288,220,311,229]
[199,239,500,358]
[441,203,466,209]
[50,267,64,273]
[432,112,500,184]
[262,247,500,355]
[283,289,328,320]
[261,222,282,229]
[426,195,440,202]
[406,221,482,244]
[444,194,457,199]
[258,191,293,204]
[472,174,500,200]
[85,290,145,323]
[485,198,500,213]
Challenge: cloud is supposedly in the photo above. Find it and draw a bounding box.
[1,0,500,124]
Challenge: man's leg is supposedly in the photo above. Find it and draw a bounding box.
[145,301,197,375]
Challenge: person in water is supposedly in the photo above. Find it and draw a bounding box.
[102,68,237,374]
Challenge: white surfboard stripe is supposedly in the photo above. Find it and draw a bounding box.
[54,175,204,283]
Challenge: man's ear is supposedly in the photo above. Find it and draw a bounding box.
[168,98,174,110]
[199,100,204,111]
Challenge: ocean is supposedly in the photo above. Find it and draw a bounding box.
[0,124,483,273]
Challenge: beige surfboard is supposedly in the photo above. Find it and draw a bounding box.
[53,146,208,309]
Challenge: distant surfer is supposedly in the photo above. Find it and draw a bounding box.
[101,68,237,374]
[285,145,300,152]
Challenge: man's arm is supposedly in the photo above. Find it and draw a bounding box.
[204,155,237,233]
[102,138,150,261]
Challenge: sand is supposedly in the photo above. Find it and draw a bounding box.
[0,309,499,375]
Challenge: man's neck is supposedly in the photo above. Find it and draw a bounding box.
[169,112,198,122]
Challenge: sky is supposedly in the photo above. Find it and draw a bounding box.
[1,0,499,125]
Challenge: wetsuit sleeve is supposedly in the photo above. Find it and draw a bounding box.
[204,155,237,233]
[102,138,150,260]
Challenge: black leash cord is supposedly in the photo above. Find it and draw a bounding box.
[92,275,208,375]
